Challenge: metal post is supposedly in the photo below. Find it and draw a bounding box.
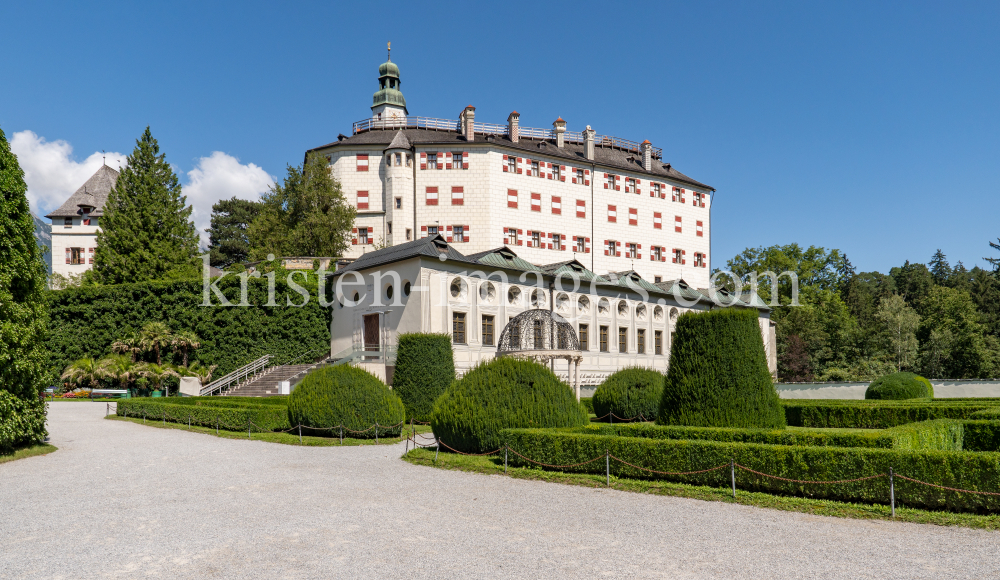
[106,403,109,417]
[188,416,191,429]
[609,411,613,425]
[606,451,610,487]
[890,467,895,517]
[298,424,302,444]
[504,447,508,474]
[731,459,736,499]
[216,416,219,435]
[404,435,409,455]
[143,410,146,424]
[435,438,440,462]
[340,425,343,445]
[248,422,251,440]
[375,423,379,444]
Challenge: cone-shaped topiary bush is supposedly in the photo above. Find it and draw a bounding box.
[658,308,785,429]
[431,357,590,453]
[592,367,664,422]
[288,365,404,438]
[391,333,455,421]
[865,372,933,400]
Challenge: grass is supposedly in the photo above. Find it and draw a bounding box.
[0,443,58,465]
[106,414,432,447]
[403,447,1000,530]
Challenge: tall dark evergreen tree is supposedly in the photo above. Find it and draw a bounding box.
[90,127,199,284]
[0,126,49,399]
[985,238,1000,272]
[206,197,262,267]
[929,249,952,284]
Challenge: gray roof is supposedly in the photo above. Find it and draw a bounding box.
[384,130,411,151]
[330,235,473,277]
[307,128,712,191]
[45,165,120,218]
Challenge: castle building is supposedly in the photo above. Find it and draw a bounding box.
[317,54,776,390]
[45,165,119,279]
[307,54,714,289]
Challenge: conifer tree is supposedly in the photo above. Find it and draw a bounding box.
[90,127,199,284]
[0,126,49,399]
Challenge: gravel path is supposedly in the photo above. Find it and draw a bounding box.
[2,403,999,579]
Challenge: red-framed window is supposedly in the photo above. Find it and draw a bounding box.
[356,154,369,172]
[607,205,617,223]
[507,189,518,208]
[357,191,369,210]
[452,186,464,205]
[426,187,439,205]
[674,215,682,233]
[531,192,541,212]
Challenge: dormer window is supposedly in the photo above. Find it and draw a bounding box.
[64,218,72,227]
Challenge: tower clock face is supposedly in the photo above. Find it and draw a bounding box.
[389,110,402,119]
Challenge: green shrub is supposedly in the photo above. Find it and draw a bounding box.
[592,367,663,422]
[961,420,1000,452]
[882,420,963,451]
[0,392,47,451]
[783,400,996,428]
[658,308,785,429]
[865,372,934,400]
[164,396,288,407]
[288,365,404,438]
[391,333,455,421]
[502,428,1000,512]
[580,397,594,414]
[117,398,290,431]
[431,357,589,453]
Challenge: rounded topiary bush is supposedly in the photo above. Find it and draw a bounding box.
[431,357,590,453]
[391,333,455,421]
[592,367,664,422]
[658,308,786,429]
[288,365,405,438]
[865,372,933,400]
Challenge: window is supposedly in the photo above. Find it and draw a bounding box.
[406,154,412,167]
[452,313,466,344]
[606,240,617,256]
[425,226,439,237]
[387,222,392,234]
[625,178,635,193]
[618,327,628,353]
[507,189,518,208]
[552,234,562,251]
[653,183,661,198]
[600,326,609,352]
[654,276,662,283]
[672,187,685,203]
[695,252,706,268]
[405,228,412,241]
[452,152,463,169]
[453,225,465,242]
[626,243,637,259]
[69,247,85,265]
[673,248,684,264]
[607,173,615,190]
[653,246,662,262]
[64,218,72,227]
[553,165,561,180]
[426,187,439,205]
[628,207,637,226]
[358,227,370,245]
[482,315,495,346]
[637,329,646,354]
[427,153,438,169]
[451,186,464,205]
[696,220,704,237]
[395,197,402,209]
[654,330,663,355]
[576,168,585,184]
[506,227,519,246]
[531,160,539,177]
[82,211,91,226]
[531,231,541,248]
[356,154,369,171]
[653,212,662,229]
[579,324,589,350]
[693,192,705,207]
[607,205,617,223]
[508,156,516,173]
[576,237,586,253]
[675,215,682,233]
[357,191,369,210]
[551,196,561,215]
[395,153,402,166]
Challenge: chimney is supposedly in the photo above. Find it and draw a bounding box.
[507,111,520,143]
[553,117,566,148]
[641,140,652,171]
[461,105,476,141]
[583,125,595,160]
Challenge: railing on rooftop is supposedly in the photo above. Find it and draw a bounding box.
[353,116,663,159]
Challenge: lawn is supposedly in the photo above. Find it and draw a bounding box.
[0,443,58,465]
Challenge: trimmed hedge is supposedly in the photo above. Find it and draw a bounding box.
[581,397,594,414]
[288,365,404,438]
[573,420,962,451]
[783,400,998,429]
[592,367,663,422]
[162,396,288,408]
[116,398,291,431]
[431,357,589,453]
[0,392,47,451]
[961,420,1000,452]
[658,308,785,429]
[865,372,934,400]
[391,333,455,421]
[502,428,1000,512]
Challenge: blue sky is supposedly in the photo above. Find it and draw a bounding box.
[3,1,999,272]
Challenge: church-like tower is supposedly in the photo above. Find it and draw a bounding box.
[371,44,407,120]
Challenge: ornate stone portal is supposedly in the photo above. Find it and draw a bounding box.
[496,309,584,401]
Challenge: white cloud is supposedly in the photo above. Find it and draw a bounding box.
[10,130,126,216]
[184,151,274,248]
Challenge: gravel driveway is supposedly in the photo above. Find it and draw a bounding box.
[2,402,999,579]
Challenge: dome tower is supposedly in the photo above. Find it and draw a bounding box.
[372,42,408,120]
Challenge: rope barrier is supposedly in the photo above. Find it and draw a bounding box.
[894,474,1000,496]
[610,455,730,476]
[735,464,886,485]
[505,447,606,469]
[436,439,502,456]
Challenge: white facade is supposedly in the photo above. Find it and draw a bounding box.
[45,164,119,279]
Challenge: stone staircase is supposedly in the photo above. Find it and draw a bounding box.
[222,364,319,397]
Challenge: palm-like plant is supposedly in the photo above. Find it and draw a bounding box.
[98,355,137,391]
[184,361,218,384]
[137,363,179,395]
[140,322,173,366]
[110,333,143,362]
[171,330,201,367]
[61,358,104,390]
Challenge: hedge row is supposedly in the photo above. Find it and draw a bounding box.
[501,428,1000,512]
[782,401,999,429]
[392,333,455,422]
[581,397,594,414]
[0,393,46,451]
[961,420,1000,452]
[571,420,963,451]
[116,398,291,431]
[159,396,288,408]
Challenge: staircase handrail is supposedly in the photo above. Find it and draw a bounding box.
[200,355,271,396]
[281,347,328,367]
